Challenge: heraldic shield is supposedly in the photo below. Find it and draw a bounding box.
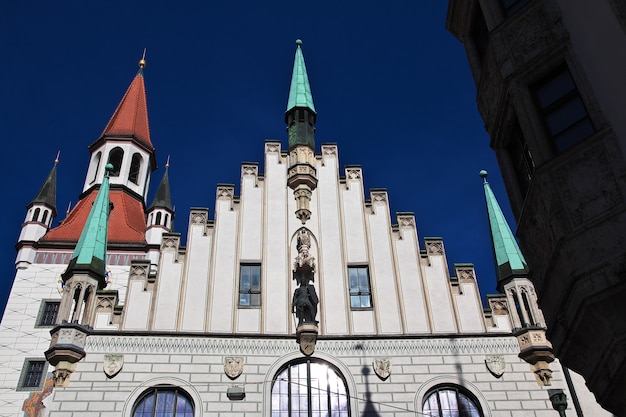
[373,358,391,380]
[485,355,505,378]
[103,354,124,378]
[224,357,244,380]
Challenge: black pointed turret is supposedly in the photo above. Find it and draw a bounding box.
[31,163,58,217]
[149,167,173,211]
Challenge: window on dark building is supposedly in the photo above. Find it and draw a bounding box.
[239,264,261,307]
[533,66,595,153]
[423,385,483,417]
[348,266,372,309]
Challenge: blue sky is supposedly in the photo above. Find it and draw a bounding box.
[0,1,515,314]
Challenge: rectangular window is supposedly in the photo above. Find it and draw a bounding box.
[18,359,46,390]
[36,300,60,327]
[533,66,595,153]
[348,266,372,309]
[500,0,530,17]
[239,264,261,307]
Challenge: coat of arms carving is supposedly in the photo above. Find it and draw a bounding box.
[103,354,124,378]
[485,355,505,378]
[373,358,391,380]
[224,357,244,380]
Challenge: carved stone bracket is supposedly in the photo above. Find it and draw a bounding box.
[45,323,90,387]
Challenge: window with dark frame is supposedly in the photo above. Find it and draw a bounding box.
[37,300,60,327]
[423,385,483,417]
[132,386,194,417]
[239,264,261,307]
[500,0,531,17]
[533,66,595,153]
[18,360,46,390]
[348,266,372,309]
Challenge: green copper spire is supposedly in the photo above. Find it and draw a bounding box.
[286,40,317,150]
[287,39,316,113]
[63,164,114,286]
[480,170,528,284]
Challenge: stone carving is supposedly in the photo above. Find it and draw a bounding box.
[161,237,178,251]
[346,168,362,180]
[103,354,123,378]
[426,241,444,256]
[292,229,319,327]
[322,145,337,156]
[457,268,475,281]
[217,187,234,200]
[191,211,207,225]
[242,165,258,177]
[298,331,317,356]
[224,356,244,380]
[371,191,387,203]
[489,300,509,316]
[373,358,391,380]
[293,229,316,272]
[485,355,506,378]
[398,216,415,228]
[266,142,280,153]
[130,264,147,279]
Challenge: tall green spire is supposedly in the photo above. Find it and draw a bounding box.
[287,39,316,113]
[63,164,114,286]
[480,170,528,284]
[285,39,317,150]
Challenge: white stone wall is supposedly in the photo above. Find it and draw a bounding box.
[39,334,606,417]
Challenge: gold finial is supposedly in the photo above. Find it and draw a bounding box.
[139,48,147,69]
[165,155,170,168]
[66,201,72,217]
[54,150,60,164]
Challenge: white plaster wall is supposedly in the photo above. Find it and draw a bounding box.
[208,198,238,332]
[18,221,48,243]
[263,147,289,334]
[180,215,212,332]
[316,152,349,335]
[123,280,152,330]
[394,224,430,333]
[567,368,614,417]
[153,250,183,331]
[341,174,368,264]
[366,199,402,334]
[454,283,486,333]
[423,256,457,333]
[239,172,263,261]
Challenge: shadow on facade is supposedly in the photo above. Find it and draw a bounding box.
[360,365,381,417]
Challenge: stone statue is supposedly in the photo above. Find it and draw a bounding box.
[292,274,319,326]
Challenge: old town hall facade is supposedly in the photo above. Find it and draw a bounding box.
[0,42,611,416]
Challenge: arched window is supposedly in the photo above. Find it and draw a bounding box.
[133,386,194,417]
[155,212,162,226]
[32,208,41,222]
[41,210,49,225]
[521,291,535,326]
[91,151,102,183]
[107,147,124,177]
[128,153,142,184]
[271,359,349,417]
[164,214,169,228]
[423,385,482,417]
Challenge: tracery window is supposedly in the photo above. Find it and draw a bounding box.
[423,385,482,417]
[272,359,349,417]
[133,386,194,417]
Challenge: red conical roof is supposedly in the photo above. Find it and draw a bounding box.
[100,69,153,149]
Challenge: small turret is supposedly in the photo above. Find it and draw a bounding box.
[16,155,59,267]
[480,170,553,386]
[146,157,174,252]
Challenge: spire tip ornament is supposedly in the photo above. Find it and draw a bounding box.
[138,48,147,69]
[295,39,302,46]
[55,150,61,164]
[479,170,488,182]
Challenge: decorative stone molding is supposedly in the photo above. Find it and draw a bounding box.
[321,144,337,157]
[485,355,505,378]
[45,323,91,387]
[346,167,362,180]
[103,353,123,378]
[488,298,509,316]
[86,335,520,355]
[224,356,244,379]
[190,210,208,225]
[265,142,280,154]
[370,190,388,204]
[425,239,444,256]
[241,164,258,177]
[397,215,415,228]
[455,265,475,282]
[161,235,180,252]
[217,186,235,200]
